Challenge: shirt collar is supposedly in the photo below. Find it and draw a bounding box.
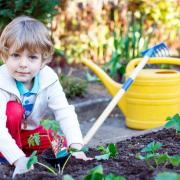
[16,74,40,95]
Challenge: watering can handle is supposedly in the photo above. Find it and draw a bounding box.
[126,57,180,73]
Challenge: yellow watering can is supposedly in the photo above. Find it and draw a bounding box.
[82,57,180,130]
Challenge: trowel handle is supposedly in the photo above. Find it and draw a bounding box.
[126,57,180,73]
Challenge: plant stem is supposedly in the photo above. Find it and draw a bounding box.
[46,130,56,156]
[146,160,154,170]
[61,153,72,175]
[154,158,158,168]
[37,162,57,175]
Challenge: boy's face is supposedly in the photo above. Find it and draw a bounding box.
[5,49,45,89]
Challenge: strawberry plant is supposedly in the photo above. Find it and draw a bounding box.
[155,172,180,180]
[95,143,118,160]
[165,114,180,135]
[28,119,88,175]
[136,141,180,169]
[27,151,57,175]
[84,165,125,180]
[28,119,66,158]
[27,119,67,174]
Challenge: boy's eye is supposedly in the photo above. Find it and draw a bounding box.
[29,55,38,59]
[11,53,20,58]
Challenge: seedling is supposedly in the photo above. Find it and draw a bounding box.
[27,119,67,174]
[84,165,125,180]
[28,120,89,175]
[165,114,180,135]
[136,141,180,169]
[95,143,118,160]
[28,119,66,158]
[155,172,180,180]
[60,146,88,175]
[27,151,57,175]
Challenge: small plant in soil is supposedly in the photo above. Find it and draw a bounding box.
[136,141,180,169]
[28,119,88,175]
[155,172,180,180]
[164,114,180,135]
[27,151,57,175]
[84,165,126,180]
[28,119,67,157]
[28,119,68,173]
[95,143,118,160]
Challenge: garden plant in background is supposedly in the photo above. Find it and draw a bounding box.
[165,114,180,135]
[53,0,180,68]
[0,0,60,32]
[103,14,152,80]
[59,75,88,99]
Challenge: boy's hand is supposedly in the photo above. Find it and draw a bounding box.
[12,156,33,178]
[71,151,93,161]
[70,143,93,161]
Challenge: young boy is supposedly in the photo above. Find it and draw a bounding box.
[0,16,90,178]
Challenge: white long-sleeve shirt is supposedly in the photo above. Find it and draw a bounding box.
[0,64,84,164]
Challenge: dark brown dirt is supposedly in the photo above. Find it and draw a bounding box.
[0,128,179,180]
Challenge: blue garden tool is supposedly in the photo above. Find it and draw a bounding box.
[83,42,169,144]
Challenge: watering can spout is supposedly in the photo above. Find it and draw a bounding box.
[82,59,127,116]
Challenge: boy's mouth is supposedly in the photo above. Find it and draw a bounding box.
[16,71,30,75]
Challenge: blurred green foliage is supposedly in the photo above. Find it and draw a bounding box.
[59,75,88,99]
[0,0,60,32]
[103,14,154,78]
[53,0,180,66]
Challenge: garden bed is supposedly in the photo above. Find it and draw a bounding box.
[1,128,179,179]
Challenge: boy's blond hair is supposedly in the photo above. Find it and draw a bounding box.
[0,16,54,62]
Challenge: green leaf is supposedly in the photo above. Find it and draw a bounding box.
[137,153,155,161]
[155,172,180,180]
[27,151,38,169]
[84,165,104,180]
[108,144,118,157]
[105,173,126,180]
[165,114,180,132]
[28,133,40,147]
[34,133,40,146]
[169,155,180,167]
[84,173,104,180]
[81,146,89,153]
[95,153,110,160]
[68,146,88,155]
[156,154,169,164]
[63,174,74,180]
[164,119,177,128]
[176,123,180,131]
[97,145,108,154]
[141,142,162,153]
[41,119,59,132]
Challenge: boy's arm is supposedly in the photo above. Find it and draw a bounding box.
[0,90,25,164]
[47,80,84,146]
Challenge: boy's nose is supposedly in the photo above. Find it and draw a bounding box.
[19,58,28,68]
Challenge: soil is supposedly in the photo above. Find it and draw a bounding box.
[1,128,179,180]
